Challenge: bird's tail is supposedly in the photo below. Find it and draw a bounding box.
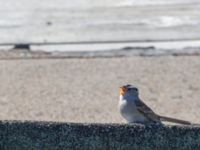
[158,115,191,125]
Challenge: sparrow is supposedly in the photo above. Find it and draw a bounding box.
[118,84,191,125]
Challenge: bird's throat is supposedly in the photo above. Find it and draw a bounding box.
[121,95,139,102]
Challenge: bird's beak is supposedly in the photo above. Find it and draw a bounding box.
[120,86,127,96]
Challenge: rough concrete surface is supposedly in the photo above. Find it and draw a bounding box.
[0,56,200,124]
[0,120,200,150]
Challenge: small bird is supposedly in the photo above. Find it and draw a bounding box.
[118,84,191,125]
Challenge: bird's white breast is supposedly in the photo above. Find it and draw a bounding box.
[118,98,146,123]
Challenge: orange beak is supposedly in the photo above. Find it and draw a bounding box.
[120,86,127,96]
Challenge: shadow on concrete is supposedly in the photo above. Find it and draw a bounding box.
[0,120,200,150]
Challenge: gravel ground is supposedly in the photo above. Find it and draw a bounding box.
[0,56,199,124]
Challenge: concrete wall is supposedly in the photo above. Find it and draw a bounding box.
[0,120,200,150]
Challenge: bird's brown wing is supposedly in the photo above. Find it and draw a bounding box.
[135,99,160,123]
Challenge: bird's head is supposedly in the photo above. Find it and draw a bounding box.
[120,84,139,99]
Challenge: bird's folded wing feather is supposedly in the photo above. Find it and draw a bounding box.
[135,99,160,122]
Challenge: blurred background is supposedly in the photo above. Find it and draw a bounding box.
[1,0,200,50]
[0,0,200,124]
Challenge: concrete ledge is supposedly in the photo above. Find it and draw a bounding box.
[0,120,200,150]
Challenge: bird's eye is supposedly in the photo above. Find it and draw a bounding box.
[132,88,138,91]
